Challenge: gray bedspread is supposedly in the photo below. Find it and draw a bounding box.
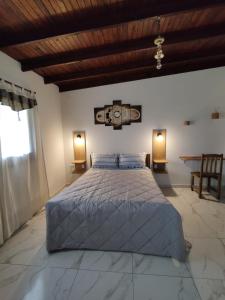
[46,168,187,261]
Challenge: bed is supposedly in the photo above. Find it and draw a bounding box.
[46,154,187,261]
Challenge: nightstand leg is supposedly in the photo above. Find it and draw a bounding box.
[191,175,194,191]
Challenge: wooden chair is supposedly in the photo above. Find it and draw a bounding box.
[191,154,223,199]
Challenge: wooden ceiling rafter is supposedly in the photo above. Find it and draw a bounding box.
[21,22,225,71]
[44,48,225,84]
[58,54,225,92]
[1,0,225,49]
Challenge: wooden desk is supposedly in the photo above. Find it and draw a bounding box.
[179,156,202,161]
[180,156,225,161]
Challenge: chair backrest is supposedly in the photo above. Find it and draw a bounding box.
[200,154,223,176]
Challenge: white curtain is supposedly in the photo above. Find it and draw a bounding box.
[0,81,49,245]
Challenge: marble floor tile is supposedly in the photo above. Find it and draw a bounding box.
[187,238,225,280]
[79,250,132,273]
[27,210,46,231]
[188,198,225,217]
[194,278,225,300]
[164,188,225,238]
[30,244,85,269]
[68,269,133,300]
[11,266,77,300]
[182,195,225,219]
[182,213,217,239]
[133,274,201,300]
[0,264,27,300]
[199,214,225,239]
[167,197,193,215]
[165,188,225,216]
[0,226,45,265]
[165,192,194,215]
[133,253,190,277]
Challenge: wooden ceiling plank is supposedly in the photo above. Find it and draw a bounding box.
[0,1,29,31]
[21,22,225,71]
[58,55,225,92]
[1,0,225,48]
[33,0,53,18]
[36,0,57,18]
[13,0,38,21]
[63,0,74,12]
[55,0,67,14]
[15,0,46,27]
[44,48,225,83]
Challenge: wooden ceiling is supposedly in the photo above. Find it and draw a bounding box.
[1,0,225,92]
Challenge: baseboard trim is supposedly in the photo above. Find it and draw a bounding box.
[159,184,225,193]
[159,184,190,188]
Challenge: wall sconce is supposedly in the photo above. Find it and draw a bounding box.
[72,131,86,173]
[152,129,168,173]
[75,133,85,146]
[156,131,164,142]
[184,121,191,126]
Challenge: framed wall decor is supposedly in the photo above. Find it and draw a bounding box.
[94,100,142,130]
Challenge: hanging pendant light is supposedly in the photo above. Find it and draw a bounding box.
[154,17,165,70]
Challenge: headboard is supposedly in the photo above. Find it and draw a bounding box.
[90,153,151,168]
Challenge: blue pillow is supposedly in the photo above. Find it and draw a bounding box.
[119,153,146,168]
[91,153,118,168]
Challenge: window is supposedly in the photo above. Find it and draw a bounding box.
[0,105,31,158]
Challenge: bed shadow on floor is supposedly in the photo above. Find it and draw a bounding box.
[161,188,178,197]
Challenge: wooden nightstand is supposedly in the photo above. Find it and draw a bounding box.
[153,159,168,173]
[71,160,87,174]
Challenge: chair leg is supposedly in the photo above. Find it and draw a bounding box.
[207,177,211,192]
[191,175,194,191]
[217,176,222,200]
[199,177,203,198]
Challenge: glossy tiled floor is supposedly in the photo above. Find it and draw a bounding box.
[0,188,225,300]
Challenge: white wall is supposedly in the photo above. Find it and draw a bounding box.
[0,52,66,196]
[61,67,225,187]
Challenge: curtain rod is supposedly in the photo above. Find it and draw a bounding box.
[0,78,36,95]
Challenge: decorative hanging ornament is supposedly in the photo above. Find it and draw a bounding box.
[154,17,165,70]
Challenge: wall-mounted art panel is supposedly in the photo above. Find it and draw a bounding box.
[94,100,141,130]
